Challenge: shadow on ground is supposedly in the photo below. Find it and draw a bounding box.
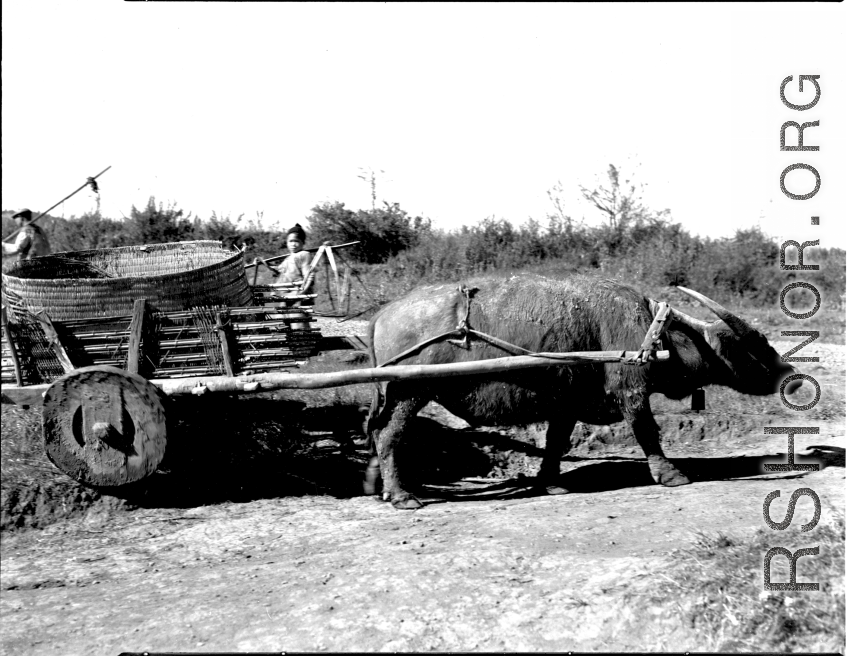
[3,394,844,526]
[116,398,845,510]
[413,449,843,506]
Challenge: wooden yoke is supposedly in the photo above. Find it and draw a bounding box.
[631,302,671,364]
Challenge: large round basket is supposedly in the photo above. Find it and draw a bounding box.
[2,241,252,320]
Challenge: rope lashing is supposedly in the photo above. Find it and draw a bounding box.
[447,285,474,347]
[378,293,673,369]
[627,302,671,364]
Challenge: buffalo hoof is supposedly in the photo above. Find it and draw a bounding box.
[533,475,569,496]
[391,494,423,510]
[649,457,691,487]
[659,470,691,487]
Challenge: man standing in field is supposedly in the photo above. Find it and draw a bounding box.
[2,209,51,260]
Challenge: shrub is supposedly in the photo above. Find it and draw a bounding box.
[306,201,430,264]
[124,197,194,245]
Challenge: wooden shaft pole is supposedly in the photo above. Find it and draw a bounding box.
[0,350,669,405]
[151,349,670,396]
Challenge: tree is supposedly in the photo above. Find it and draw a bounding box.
[579,164,648,231]
[306,200,429,264]
[357,167,385,212]
[306,201,358,246]
[576,163,673,258]
[194,211,244,249]
[49,211,127,252]
[125,197,194,244]
[465,217,516,270]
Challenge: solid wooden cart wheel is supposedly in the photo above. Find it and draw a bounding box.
[42,366,167,488]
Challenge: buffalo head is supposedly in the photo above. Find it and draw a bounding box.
[675,286,801,396]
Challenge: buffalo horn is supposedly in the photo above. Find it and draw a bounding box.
[667,308,711,331]
[675,286,756,338]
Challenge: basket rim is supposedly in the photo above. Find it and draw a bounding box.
[47,240,233,260]
[2,240,244,286]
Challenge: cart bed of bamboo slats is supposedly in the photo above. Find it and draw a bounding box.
[0,240,334,385]
[1,294,321,386]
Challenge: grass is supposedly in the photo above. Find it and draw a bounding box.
[644,517,845,652]
[1,404,56,496]
[257,258,846,345]
[0,403,110,530]
[734,302,845,346]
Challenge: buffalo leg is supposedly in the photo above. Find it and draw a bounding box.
[626,400,690,487]
[363,384,385,496]
[363,452,381,497]
[537,414,577,495]
[374,393,428,510]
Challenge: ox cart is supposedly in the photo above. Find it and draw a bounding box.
[1,241,671,491]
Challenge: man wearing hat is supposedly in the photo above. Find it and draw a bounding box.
[279,223,313,294]
[2,209,51,260]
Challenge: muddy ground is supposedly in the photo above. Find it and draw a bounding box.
[0,337,844,654]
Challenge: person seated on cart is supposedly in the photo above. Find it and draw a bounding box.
[279,223,314,297]
[3,209,51,261]
[277,223,314,330]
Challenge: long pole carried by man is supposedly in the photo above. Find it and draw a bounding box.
[2,166,111,259]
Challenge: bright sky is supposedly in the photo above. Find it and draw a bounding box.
[3,2,846,248]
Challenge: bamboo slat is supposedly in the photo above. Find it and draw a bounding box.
[1,308,23,386]
[32,313,75,374]
[126,299,146,374]
[2,296,323,384]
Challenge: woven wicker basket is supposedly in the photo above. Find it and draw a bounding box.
[2,241,252,320]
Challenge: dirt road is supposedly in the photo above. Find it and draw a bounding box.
[0,340,844,653]
[1,427,844,653]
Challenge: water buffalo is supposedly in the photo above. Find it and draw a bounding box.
[365,273,799,509]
